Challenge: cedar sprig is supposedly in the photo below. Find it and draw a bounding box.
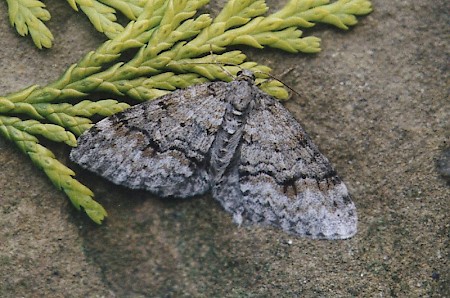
[67,0,124,39]
[0,115,107,223]
[5,0,53,49]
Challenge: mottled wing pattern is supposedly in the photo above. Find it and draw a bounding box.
[71,70,357,239]
[225,90,356,239]
[70,82,230,198]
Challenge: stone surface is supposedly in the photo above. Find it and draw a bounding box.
[0,0,448,296]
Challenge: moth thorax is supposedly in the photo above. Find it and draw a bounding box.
[229,83,255,112]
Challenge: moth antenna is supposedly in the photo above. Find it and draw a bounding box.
[168,55,301,98]
[252,69,302,98]
[208,45,235,79]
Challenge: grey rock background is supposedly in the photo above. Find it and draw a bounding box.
[0,0,448,296]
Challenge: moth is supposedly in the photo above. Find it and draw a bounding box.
[70,70,357,239]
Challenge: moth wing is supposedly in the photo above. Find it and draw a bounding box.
[70,82,230,198]
[215,91,357,239]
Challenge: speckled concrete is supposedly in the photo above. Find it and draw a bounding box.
[0,0,448,297]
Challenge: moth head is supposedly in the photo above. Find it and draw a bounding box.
[236,70,256,83]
